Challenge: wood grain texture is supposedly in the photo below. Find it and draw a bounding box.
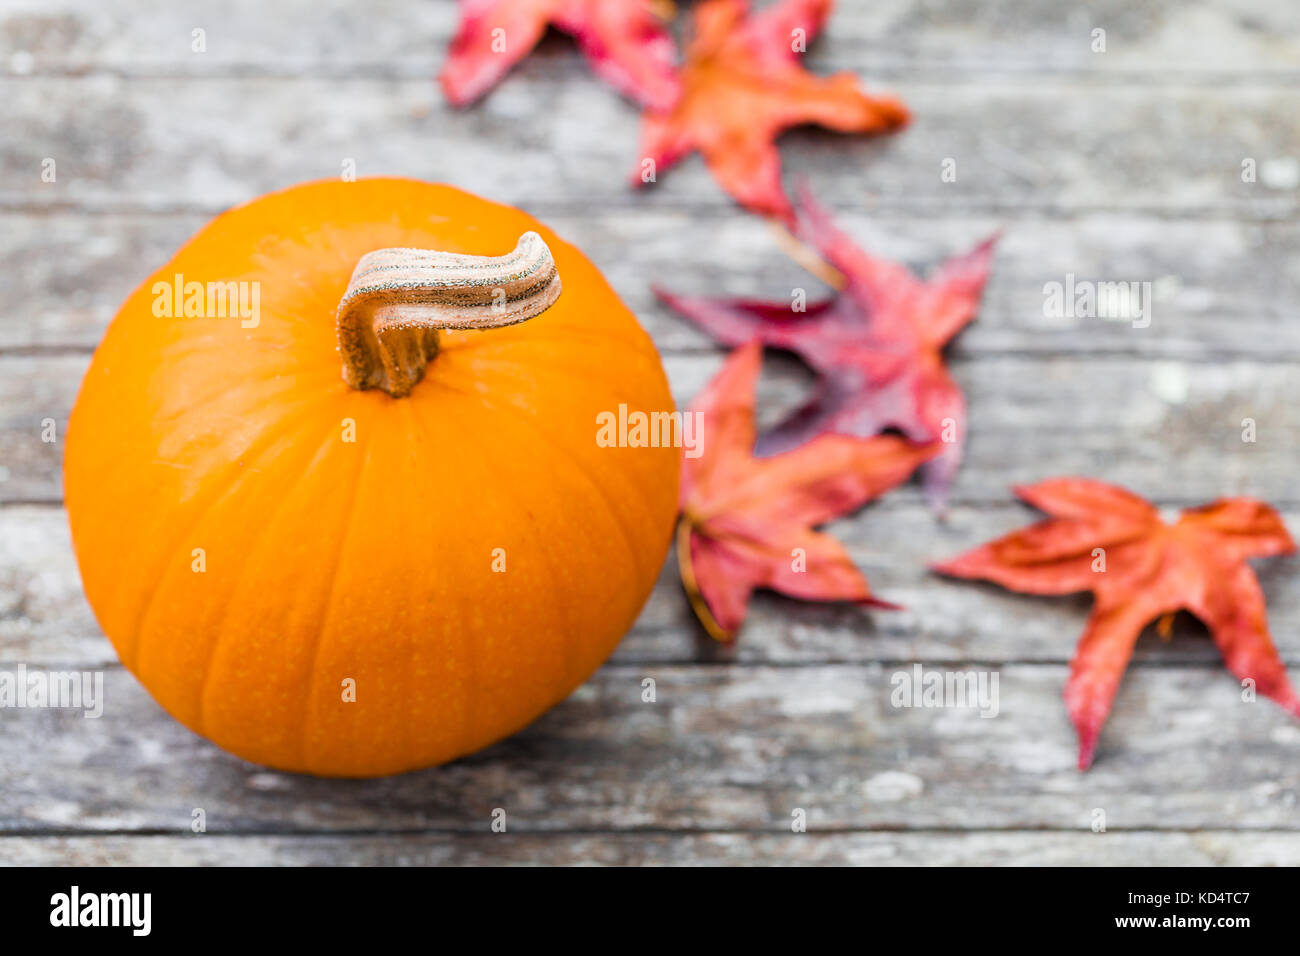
[5,503,1299,669]
[3,77,1297,219]
[3,0,1297,77]
[2,352,1295,505]
[6,831,1300,866]
[3,211,1298,357]
[1,0,1298,865]
[1,666,1298,835]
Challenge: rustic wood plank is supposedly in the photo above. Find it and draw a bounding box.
[5,830,1300,866]
[1,664,1298,833]
[3,210,1298,359]
[3,78,1296,218]
[3,351,1295,505]
[3,0,1298,78]
[6,502,1299,669]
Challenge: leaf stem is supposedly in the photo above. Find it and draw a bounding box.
[676,519,732,642]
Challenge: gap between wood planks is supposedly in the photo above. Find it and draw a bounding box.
[3,200,1294,221]
[2,825,1299,837]
[6,659,1299,671]
[6,64,1300,86]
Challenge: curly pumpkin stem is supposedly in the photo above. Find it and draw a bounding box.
[337,231,562,397]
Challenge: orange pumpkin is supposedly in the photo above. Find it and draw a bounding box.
[65,178,679,777]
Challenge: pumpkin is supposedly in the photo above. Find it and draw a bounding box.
[64,178,679,777]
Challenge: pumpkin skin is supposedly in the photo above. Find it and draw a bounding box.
[64,178,679,777]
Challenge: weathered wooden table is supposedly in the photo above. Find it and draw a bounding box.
[2,1,1298,865]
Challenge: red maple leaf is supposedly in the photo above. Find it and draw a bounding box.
[656,188,997,512]
[634,0,909,218]
[440,0,681,109]
[933,478,1300,769]
[678,341,938,640]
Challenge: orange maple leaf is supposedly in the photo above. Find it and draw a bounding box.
[933,479,1300,769]
[634,0,909,218]
[679,341,938,640]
